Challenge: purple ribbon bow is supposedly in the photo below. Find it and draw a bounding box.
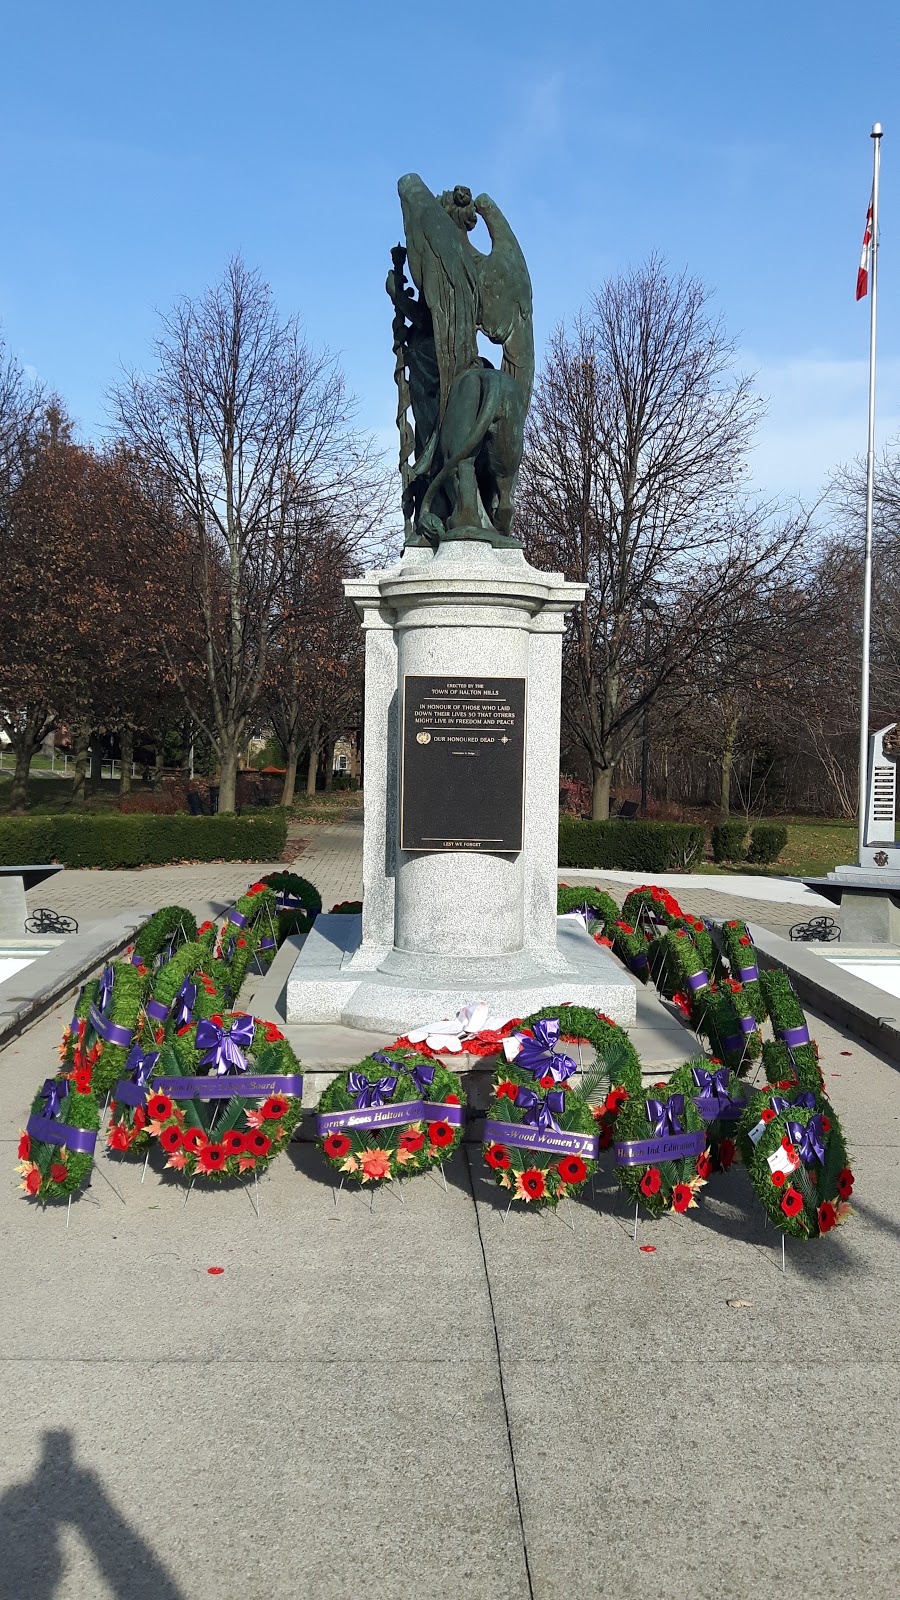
[172,979,198,1031]
[769,1090,816,1117]
[125,1044,160,1091]
[645,1095,685,1136]
[195,1014,255,1075]
[691,1066,733,1119]
[785,1114,827,1166]
[516,1084,566,1135]
[347,1072,398,1108]
[515,1020,578,1083]
[41,1078,69,1121]
[408,1062,436,1096]
[98,965,114,1015]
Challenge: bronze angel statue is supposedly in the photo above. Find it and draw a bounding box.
[386,174,533,549]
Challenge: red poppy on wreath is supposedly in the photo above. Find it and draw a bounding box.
[264,1024,284,1043]
[696,1152,713,1180]
[640,1166,662,1197]
[445,1094,460,1105]
[671,992,692,1018]
[605,1086,628,1116]
[108,1124,132,1151]
[147,1093,173,1122]
[236,938,247,948]
[159,1125,182,1154]
[72,1068,92,1094]
[221,1130,246,1155]
[761,1108,775,1124]
[323,1132,351,1159]
[781,1187,804,1218]
[427,1120,454,1147]
[771,1170,786,1188]
[517,1168,546,1201]
[210,1014,223,1026]
[837,1168,854,1199]
[50,1163,68,1184]
[246,1130,272,1157]
[597,1124,613,1150]
[24,1168,42,1195]
[594,934,613,947]
[17,1132,30,1160]
[496,1080,518,1100]
[739,936,750,946]
[557,1155,587,1185]
[818,1200,837,1233]
[197,1143,227,1173]
[182,1127,209,1154]
[822,1115,831,1132]
[248,882,268,894]
[260,1095,289,1120]
[485,1143,510,1170]
[397,1127,425,1154]
[672,1182,692,1213]
[718,1138,736,1171]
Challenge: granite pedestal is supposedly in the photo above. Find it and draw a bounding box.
[286,543,636,1032]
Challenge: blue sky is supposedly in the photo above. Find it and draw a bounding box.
[2,0,899,508]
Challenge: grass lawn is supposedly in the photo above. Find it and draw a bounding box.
[0,774,123,813]
[699,817,857,879]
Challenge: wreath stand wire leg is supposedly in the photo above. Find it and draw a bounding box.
[66,1194,71,1229]
[93,1160,126,1206]
[140,1151,149,1184]
[633,1201,639,1242]
[182,1177,194,1210]
[439,1162,448,1196]
[781,1234,786,1274]
[387,1176,404,1205]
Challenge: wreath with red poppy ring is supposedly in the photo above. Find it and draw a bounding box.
[737,1086,852,1239]
[118,1023,303,1181]
[18,1078,99,1203]
[316,1054,466,1185]
[483,1064,599,1209]
[613,1081,709,1217]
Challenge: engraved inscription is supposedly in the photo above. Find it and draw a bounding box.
[400,675,526,852]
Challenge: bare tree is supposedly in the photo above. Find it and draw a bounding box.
[519,258,762,817]
[113,257,363,811]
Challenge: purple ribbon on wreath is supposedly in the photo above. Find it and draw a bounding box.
[113,1044,161,1108]
[40,1077,69,1120]
[98,965,114,1014]
[645,1095,685,1136]
[347,1072,398,1108]
[172,979,198,1031]
[515,1020,578,1083]
[785,1114,827,1167]
[691,1066,734,1119]
[26,1077,96,1156]
[515,1084,566,1135]
[195,1014,255,1075]
[408,1062,436,1096]
[769,1091,816,1117]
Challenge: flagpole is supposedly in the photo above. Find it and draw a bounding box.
[858,121,883,865]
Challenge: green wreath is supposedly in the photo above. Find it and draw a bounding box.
[738,1086,852,1238]
[260,871,322,940]
[719,918,767,1021]
[217,883,279,976]
[132,905,198,971]
[621,884,685,931]
[64,962,145,1096]
[316,1054,466,1184]
[515,1004,643,1152]
[141,1021,303,1182]
[556,885,620,934]
[691,983,761,1076]
[483,1058,598,1208]
[614,1080,709,1216]
[18,1077,99,1203]
[759,969,822,1093]
[667,1059,749,1174]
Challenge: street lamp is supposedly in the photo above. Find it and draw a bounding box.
[639,596,661,816]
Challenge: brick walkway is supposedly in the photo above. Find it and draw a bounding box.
[577,875,828,940]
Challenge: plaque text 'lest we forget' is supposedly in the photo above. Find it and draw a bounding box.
[400,676,526,852]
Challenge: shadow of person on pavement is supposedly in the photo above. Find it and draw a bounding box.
[0,1429,184,1600]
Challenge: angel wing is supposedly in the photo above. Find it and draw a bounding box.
[398,173,479,422]
[470,193,535,409]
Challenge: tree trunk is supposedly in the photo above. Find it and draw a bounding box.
[89,738,103,786]
[718,713,739,821]
[218,740,240,813]
[119,729,134,797]
[591,764,612,821]
[324,736,336,792]
[72,728,90,806]
[280,733,299,808]
[8,738,33,813]
[306,725,321,796]
[180,718,192,777]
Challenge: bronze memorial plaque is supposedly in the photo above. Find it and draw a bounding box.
[400,675,527,853]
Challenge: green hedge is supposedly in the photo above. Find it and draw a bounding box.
[0,811,287,870]
[747,824,788,865]
[711,820,748,863]
[558,817,704,872]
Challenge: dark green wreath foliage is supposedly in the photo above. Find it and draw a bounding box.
[519,1004,643,1098]
[62,978,98,1065]
[663,924,710,1007]
[85,962,146,1095]
[691,985,761,1076]
[667,1059,750,1157]
[317,1055,466,1184]
[614,1081,709,1217]
[556,885,620,933]
[759,969,822,1092]
[738,1087,850,1238]
[22,1082,99,1202]
[260,871,322,940]
[719,918,767,1021]
[611,917,653,983]
[483,1063,598,1209]
[133,905,198,968]
[620,885,685,931]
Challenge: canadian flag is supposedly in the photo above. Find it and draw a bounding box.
[857,192,874,300]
